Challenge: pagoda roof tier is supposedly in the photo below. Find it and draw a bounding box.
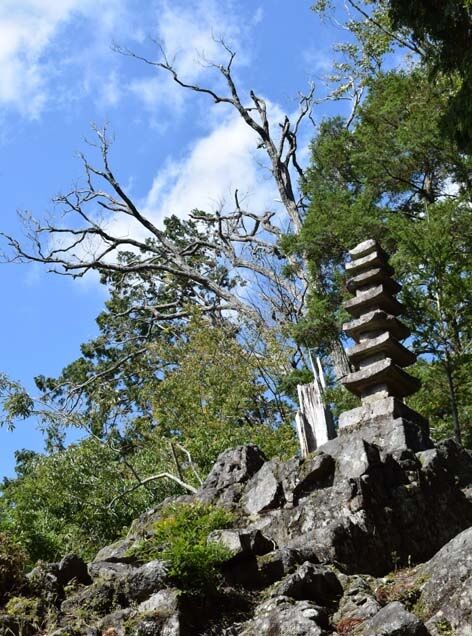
[349,239,380,259]
[344,284,404,318]
[346,267,399,294]
[346,247,391,277]
[343,309,410,342]
[347,331,416,368]
[342,358,421,398]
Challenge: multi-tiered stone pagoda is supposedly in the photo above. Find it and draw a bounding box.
[338,239,433,452]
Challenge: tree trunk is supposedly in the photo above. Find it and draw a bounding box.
[445,356,462,445]
[295,356,337,457]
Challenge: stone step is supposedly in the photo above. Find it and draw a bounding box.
[341,357,421,398]
[347,331,416,368]
[343,309,410,342]
[344,284,404,318]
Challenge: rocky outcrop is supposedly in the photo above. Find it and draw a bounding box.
[1,438,471,635]
[416,527,472,635]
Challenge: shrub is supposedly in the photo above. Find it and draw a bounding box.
[5,595,42,627]
[0,533,28,602]
[128,502,235,590]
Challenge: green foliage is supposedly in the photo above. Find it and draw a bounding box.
[151,315,297,473]
[301,68,472,444]
[0,439,181,563]
[128,502,234,590]
[434,618,454,636]
[408,360,472,448]
[0,317,296,564]
[385,0,472,151]
[0,374,35,431]
[312,0,472,150]
[0,533,27,601]
[5,596,42,626]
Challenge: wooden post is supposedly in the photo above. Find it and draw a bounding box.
[295,355,336,457]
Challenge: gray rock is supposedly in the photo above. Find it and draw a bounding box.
[257,548,319,586]
[134,614,181,636]
[239,596,328,635]
[322,436,381,482]
[243,460,284,515]
[197,482,245,508]
[80,589,182,636]
[93,537,135,564]
[283,453,335,505]
[98,608,135,634]
[208,528,274,557]
[416,526,472,635]
[357,601,428,635]
[137,587,180,614]
[61,578,117,617]
[291,452,335,503]
[88,560,134,581]
[118,559,168,602]
[439,439,472,487]
[272,562,343,606]
[26,561,63,606]
[202,445,267,491]
[334,574,380,624]
[58,553,91,586]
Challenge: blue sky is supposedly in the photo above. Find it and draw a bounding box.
[0,0,348,478]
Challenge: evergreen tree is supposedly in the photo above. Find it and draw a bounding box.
[300,69,472,444]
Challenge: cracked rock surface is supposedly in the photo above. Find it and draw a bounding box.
[1,438,472,635]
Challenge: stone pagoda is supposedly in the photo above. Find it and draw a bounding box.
[338,239,432,453]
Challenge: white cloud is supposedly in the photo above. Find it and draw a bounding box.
[302,46,333,76]
[141,109,280,224]
[71,103,286,259]
[128,0,249,114]
[98,70,122,108]
[0,0,126,117]
[252,7,264,26]
[156,0,242,79]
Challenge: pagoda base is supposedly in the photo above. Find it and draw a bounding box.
[338,397,433,454]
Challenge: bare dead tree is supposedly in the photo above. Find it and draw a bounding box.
[2,42,351,454]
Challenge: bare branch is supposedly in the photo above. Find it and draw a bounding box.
[107,472,198,509]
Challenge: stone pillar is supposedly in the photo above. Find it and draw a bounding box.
[338,239,433,453]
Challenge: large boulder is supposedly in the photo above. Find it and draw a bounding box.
[93,538,135,564]
[283,453,335,506]
[355,601,428,635]
[272,562,343,607]
[239,597,329,636]
[202,445,267,491]
[208,528,274,558]
[242,460,285,515]
[116,560,168,603]
[257,548,319,586]
[416,526,472,635]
